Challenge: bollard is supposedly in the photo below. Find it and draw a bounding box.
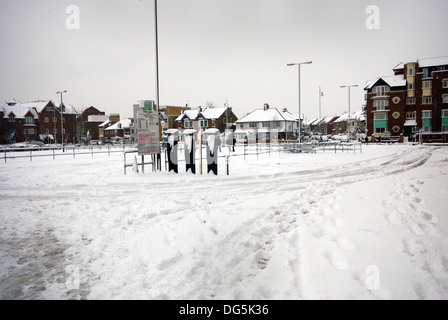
[166,129,179,173]
[204,128,220,175]
[183,129,197,174]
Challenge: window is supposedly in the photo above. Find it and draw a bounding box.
[443,95,448,104]
[184,121,192,129]
[62,129,66,134]
[422,97,433,104]
[200,120,208,128]
[262,122,270,128]
[407,67,415,76]
[374,100,388,110]
[408,83,415,90]
[442,110,448,118]
[53,117,57,123]
[375,128,386,134]
[406,98,416,105]
[443,79,448,88]
[392,126,401,133]
[25,117,34,125]
[239,123,244,129]
[392,97,400,104]
[45,128,50,134]
[374,114,387,120]
[412,127,419,133]
[8,115,15,122]
[422,81,432,89]
[392,112,400,119]
[423,126,431,133]
[45,117,49,123]
[422,111,432,119]
[375,86,388,96]
[406,112,416,119]
[28,128,34,134]
[250,122,258,128]
[422,68,429,78]
[53,129,58,134]
[212,121,216,128]
[46,107,53,112]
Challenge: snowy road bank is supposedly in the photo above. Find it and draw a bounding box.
[0,144,447,299]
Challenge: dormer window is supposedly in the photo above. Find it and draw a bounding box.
[375,85,389,96]
[8,114,15,122]
[25,117,35,125]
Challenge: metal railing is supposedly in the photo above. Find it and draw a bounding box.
[1,145,134,163]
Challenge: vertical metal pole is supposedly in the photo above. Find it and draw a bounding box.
[200,133,203,175]
[319,86,322,136]
[154,0,162,171]
[298,65,301,143]
[124,152,127,175]
[142,155,145,173]
[348,86,351,139]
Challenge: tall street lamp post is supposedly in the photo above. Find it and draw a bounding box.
[56,90,67,151]
[288,61,312,143]
[319,86,324,136]
[340,84,358,138]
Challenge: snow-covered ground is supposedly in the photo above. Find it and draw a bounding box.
[0,144,447,300]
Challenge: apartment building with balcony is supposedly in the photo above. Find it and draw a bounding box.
[365,56,448,142]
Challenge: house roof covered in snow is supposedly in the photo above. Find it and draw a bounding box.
[1,102,39,119]
[333,110,365,123]
[236,107,296,123]
[99,119,111,127]
[175,110,200,122]
[104,119,132,131]
[364,75,407,90]
[417,56,448,68]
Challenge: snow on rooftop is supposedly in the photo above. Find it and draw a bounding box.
[237,107,296,123]
[418,56,448,68]
[393,62,404,70]
[201,107,228,120]
[1,102,39,119]
[175,110,200,122]
[365,75,406,90]
[105,119,132,131]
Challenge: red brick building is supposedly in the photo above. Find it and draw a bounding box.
[365,56,448,142]
[0,99,79,145]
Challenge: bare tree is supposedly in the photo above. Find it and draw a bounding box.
[205,101,216,109]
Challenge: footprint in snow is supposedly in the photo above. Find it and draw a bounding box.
[333,237,356,251]
[325,250,349,270]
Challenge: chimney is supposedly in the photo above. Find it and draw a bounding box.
[264,103,269,111]
[283,107,288,113]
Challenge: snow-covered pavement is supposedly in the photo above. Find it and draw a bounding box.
[0,144,447,299]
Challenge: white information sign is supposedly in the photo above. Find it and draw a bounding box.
[138,100,161,156]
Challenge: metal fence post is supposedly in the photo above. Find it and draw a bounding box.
[124,151,127,175]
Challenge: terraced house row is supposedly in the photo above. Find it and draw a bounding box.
[364,56,448,142]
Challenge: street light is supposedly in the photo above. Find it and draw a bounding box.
[288,61,312,143]
[340,84,358,138]
[319,86,324,136]
[56,90,67,151]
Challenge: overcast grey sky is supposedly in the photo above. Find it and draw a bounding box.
[1,0,447,120]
